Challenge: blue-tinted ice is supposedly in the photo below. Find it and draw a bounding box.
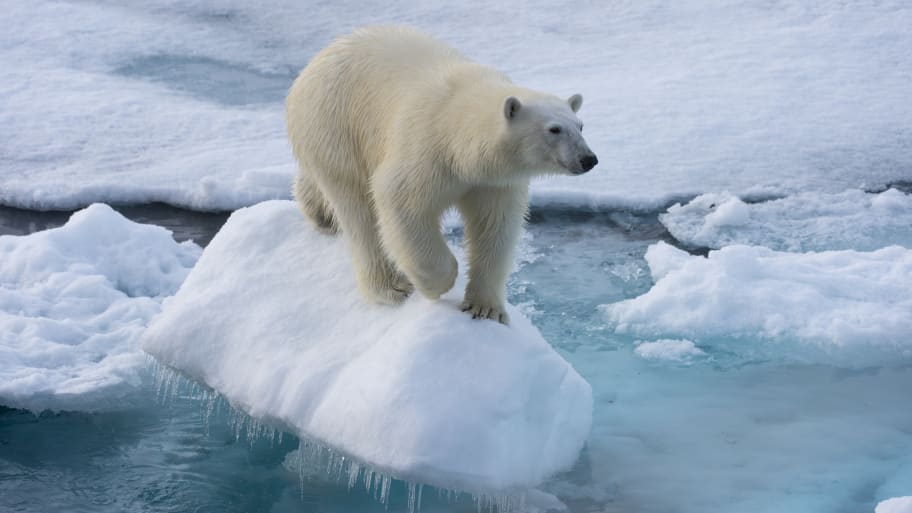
[115,55,295,107]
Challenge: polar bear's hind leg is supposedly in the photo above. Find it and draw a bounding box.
[293,168,338,234]
[313,169,414,304]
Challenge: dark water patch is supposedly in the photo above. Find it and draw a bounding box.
[114,203,229,246]
[3,203,686,251]
[0,206,71,237]
[883,180,912,194]
[0,203,229,247]
[528,207,705,255]
[115,55,295,106]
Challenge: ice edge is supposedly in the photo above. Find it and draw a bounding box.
[149,358,538,513]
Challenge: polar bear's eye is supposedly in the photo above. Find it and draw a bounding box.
[548,126,562,134]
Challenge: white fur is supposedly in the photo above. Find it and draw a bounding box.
[286,26,596,323]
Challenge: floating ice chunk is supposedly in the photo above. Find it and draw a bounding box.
[141,200,592,495]
[660,189,912,251]
[877,497,912,513]
[701,195,751,231]
[643,239,692,281]
[602,242,912,366]
[877,460,912,512]
[0,204,200,412]
[634,339,706,364]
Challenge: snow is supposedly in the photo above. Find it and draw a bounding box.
[0,204,200,413]
[878,497,912,513]
[634,339,706,364]
[141,200,592,495]
[602,241,912,366]
[661,188,912,251]
[2,1,911,211]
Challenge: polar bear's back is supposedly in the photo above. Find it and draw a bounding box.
[338,26,466,75]
[286,26,470,174]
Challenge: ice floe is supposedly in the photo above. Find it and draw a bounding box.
[0,204,200,412]
[142,200,592,497]
[660,188,912,251]
[602,241,912,366]
[634,339,706,364]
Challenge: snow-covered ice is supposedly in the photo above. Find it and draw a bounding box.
[2,1,911,211]
[141,200,592,496]
[602,241,912,366]
[0,204,200,413]
[660,188,912,251]
[878,497,912,513]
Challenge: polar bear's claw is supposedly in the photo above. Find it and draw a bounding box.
[365,271,413,305]
[461,300,509,325]
[392,272,415,296]
[368,285,410,305]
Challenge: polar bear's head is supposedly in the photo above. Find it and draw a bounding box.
[503,93,597,176]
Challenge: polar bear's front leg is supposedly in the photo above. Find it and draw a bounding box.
[457,184,529,325]
[372,171,458,300]
[377,213,458,299]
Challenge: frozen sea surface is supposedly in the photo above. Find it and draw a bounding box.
[3,207,910,513]
[2,1,912,211]
[660,188,912,252]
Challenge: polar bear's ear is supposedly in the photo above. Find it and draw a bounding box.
[568,94,583,113]
[504,96,522,120]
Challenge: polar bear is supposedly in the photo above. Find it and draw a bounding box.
[286,26,597,324]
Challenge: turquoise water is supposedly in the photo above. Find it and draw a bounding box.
[1,207,910,512]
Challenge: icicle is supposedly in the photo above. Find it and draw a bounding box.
[406,482,425,513]
[365,469,374,496]
[406,482,416,513]
[379,474,391,506]
[296,449,306,500]
[148,361,530,513]
[347,462,361,490]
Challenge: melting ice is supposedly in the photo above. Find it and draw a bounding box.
[603,241,912,366]
[141,201,592,500]
[660,188,912,252]
[0,204,200,412]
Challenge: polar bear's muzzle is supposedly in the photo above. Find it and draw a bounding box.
[567,152,598,175]
[579,153,598,173]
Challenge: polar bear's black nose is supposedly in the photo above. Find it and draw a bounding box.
[580,154,598,172]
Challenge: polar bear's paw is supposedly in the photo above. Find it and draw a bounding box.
[390,272,415,297]
[413,252,458,300]
[365,271,414,305]
[461,298,510,325]
[366,284,410,305]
